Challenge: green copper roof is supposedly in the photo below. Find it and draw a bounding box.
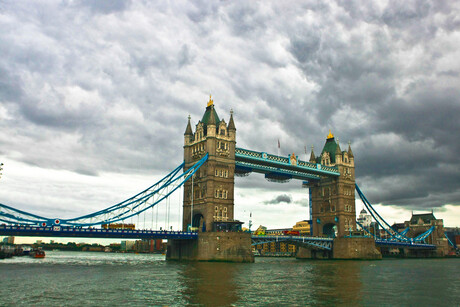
[201,105,220,126]
[319,137,338,163]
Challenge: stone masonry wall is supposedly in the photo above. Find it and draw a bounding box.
[332,237,382,259]
[167,232,254,263]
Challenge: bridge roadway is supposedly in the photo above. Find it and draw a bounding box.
[1,225,437,250]
[0,225,197,240]
[251,235,436,250]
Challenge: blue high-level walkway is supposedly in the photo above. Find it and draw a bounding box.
[235,147,340,181]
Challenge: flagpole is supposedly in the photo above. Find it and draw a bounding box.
[277,139,280,158]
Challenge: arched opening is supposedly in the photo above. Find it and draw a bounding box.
[192,213,205,232]
[323,223,338,238]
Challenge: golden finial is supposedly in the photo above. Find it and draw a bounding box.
[207,94,214,107]
[327,130,334,139]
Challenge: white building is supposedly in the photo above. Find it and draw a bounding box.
[357,208,372,229]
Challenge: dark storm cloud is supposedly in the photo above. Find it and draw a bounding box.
[277,1,460,209]
[0,0,459,216]
[264,194,292,205]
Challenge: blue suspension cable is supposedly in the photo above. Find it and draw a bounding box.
[0,154,208,227]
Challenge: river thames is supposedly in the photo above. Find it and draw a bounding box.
[1,251,458,306]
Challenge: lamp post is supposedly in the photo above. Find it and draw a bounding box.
[190,173,194,232]
[0,163,3,180]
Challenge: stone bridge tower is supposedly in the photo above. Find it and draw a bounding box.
[167,96,253,262]
[182,96,239,232]
[308,132,357,238]
[404,213,449,257]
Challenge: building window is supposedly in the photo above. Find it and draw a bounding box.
[215,168,229,178]
[215,188,228,199]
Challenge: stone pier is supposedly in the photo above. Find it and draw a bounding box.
[297,237,382,260]
[166,232,254,263]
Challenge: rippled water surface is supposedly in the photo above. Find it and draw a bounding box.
[1,251,459,306]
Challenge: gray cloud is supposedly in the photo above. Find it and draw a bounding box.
[0,0,459,218]
[264,194,293,205]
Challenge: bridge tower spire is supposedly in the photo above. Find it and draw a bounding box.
[309,132,356,238]
[182,97,239,232]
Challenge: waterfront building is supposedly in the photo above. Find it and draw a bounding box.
[121,240,135,251]
[253,241,297,256]
[133,239,165,253]
[2,236,14,244]
[253,225,267,235]
[357,209,372,229]
[404,212,448,251]
[293,220,311,235]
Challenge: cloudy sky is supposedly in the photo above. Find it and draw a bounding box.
[1,0,459,241]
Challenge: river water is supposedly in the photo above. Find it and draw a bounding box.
[1,251,458,306]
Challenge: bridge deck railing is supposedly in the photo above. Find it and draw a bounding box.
[0,225,198,240]
[235,147,340,175]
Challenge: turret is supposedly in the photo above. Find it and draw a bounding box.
[348,141,354,166]
[207,108,217,137]
[335,138,342,164]
[184,115,193,145]
[309,146,316,164]
[228,109,236,140]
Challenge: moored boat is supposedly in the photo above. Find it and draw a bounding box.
[30,248,45,258]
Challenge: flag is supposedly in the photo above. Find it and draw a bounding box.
[278,139,280,149]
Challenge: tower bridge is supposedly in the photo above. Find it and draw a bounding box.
[0,96,450,261]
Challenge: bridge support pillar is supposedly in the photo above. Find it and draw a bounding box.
[332,237,381,259]
[297,237,381,260]
[166,232,254,262]
[296,247,332,259]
